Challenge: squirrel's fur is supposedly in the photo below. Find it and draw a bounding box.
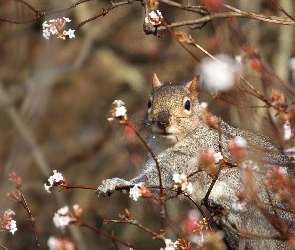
[97,74,294,249]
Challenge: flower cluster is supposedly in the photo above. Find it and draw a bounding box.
[241,160,259,171]
[108,100,128,122]
[283,122,292,141]
[145,10,163,26]
[213,151,223,163]
[228,136,247,162]
[0,209,17,235]
[197,53,242,92]
[175,31,195,45]
[265,166,295,207]
[160,238,179,250]
[72,204,83,218]
[191,149,222,177]
[42,17,75,40]
[47,236,75,250]
[194,103,219,127]
[232,190,247,211]
[184,210,201,234]
[172,173,193,194]
[271,89,287,112]
[53,206,74,231]
[129,182,152,201]
[44,170,64,193]
[183,210,206,246]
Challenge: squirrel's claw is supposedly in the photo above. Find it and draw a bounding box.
[96,178,131,197]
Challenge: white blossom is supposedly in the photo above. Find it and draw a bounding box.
[45,170,64,193]
[289,57,295,70]
[63,17,71,22]
[149,10,162,19]
[283,123,292,140]
[43,28,51,40]
[64,29,75,39]
[129,183,143,201]
[8,220,17,235]
[42,21,50,28]
[42,17,75,40]
[197,54,242,92]
[2,209,17,235]
[58,206,69,215]
[53,206,73,230]
[5,209,15,216]
[200,102,208,109]
[115,106,127,117]
[145,10,163,26]
[186,182,193,194]
[49,26,58,35]
[235,55,243,63]
[233,136,247,148]
[241,160,259,171]
[47,236,75,250]
[173,173,192,193]
[113,100,125,106]
[189,234,204,247]
[232,200,246,211]
[160,239,178,250]
[47,236,59,250]
[213,152,223,163]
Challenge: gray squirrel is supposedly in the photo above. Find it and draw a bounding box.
[97,74,294,249]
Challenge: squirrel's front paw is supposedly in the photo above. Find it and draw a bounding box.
[96,178,132,197]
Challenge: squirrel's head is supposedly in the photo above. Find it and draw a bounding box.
[146,73,200,146]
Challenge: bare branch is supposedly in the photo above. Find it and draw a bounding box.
[223,4,295,25]
[75,0,137,31]
[79,220,142,250]
[268,0,295,21]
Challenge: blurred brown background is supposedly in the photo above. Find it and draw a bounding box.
[0,0,294,249]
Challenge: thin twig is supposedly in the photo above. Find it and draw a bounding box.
[79,220,142,250]
[223,4,295,25]
[15,0,39,14]
[125,121,163,195]
[161,19,201,62]
[46,0,92,15]
[124,121,167,232]
[19,190,40,250]
[158,0,209,15]
[222,220,285,241]
[268,0,295,22]
[75,0,137,31]
[0,244,8,250]
[156,11,295,32]
[183,193,213,232]
[8,172,40,250]
[60,184,97,191]
[214,94,269,109]
[106,218,165,240]
[0,0,92,24]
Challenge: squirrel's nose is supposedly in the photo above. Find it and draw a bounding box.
[156,110,170,131]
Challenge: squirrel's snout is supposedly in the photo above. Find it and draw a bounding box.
[156,110,170,131]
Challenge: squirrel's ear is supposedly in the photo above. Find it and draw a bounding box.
[186,76,200,104]
[152,73,162,88]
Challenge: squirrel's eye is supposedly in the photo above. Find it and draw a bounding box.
[148,99,152,109]
[184,100,191,111]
